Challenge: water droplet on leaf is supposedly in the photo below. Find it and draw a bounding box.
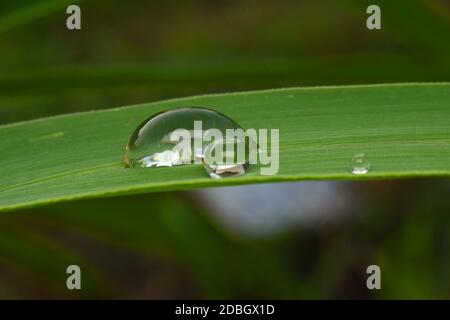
[203,138,248,179]
[350,153,370,175]
[125,107,252,178]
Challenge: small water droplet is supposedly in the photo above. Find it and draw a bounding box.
[350,153,370,175]
[125,107,252,178]
[203,138,248,179]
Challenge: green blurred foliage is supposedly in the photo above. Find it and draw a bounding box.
[0,0,449,298]
[1,0,450,124]
[2,181,449,299]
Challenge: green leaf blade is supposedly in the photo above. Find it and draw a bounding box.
[1,83,449,212]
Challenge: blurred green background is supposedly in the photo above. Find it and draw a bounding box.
[0,0,449,299]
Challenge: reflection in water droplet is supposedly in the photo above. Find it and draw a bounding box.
[350,153,370,175]
[125,107,252,178]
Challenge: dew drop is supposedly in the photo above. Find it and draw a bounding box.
[125,107,252,178]
[350,153,370,175]
[203,138,248,179]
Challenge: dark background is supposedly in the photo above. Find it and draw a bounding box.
[0,0,449,299]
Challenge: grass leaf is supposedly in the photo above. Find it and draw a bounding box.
[0,83,449,212]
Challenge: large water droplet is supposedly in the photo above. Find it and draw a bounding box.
[350,153,370,175]
[125,107,251,178]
